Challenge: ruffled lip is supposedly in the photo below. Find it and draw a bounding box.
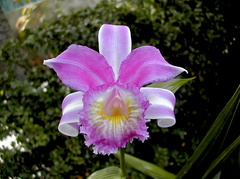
[80,82,150,155]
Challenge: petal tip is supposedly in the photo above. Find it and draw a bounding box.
[181,67,188,74]
[157,118,176,128]
[58,123,79,137]
[43,59,51,66]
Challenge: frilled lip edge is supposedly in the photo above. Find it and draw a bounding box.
[79,83,150,155]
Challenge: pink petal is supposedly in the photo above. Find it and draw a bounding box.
[58,92,83,137]
[118,46,187,87]
[43,44,114,92]
[98,24,131,80]
[140,87,176,127]
[80,83,149,155]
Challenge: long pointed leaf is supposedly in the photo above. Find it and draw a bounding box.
[115,152,176,179]
[147,77,195,93]
[176,85,240,178]
[203,136,240,178]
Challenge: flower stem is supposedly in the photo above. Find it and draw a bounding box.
[120,148,127,177]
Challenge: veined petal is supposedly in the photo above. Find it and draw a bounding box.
[58,92,83,137]
[140,87,176,127]
[43,44,115,92]
[118,46,187,87]
[80,83,149,155]
[98,24,131,80]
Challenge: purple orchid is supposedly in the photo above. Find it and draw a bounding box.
[43,24,187,155]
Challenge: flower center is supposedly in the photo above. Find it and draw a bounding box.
[84,84,145,129]
[104,88,128,116]
[89,86,138,125]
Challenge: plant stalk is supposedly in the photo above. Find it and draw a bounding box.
[120,148,127,177]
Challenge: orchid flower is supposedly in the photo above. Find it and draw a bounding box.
[43,24,187,155]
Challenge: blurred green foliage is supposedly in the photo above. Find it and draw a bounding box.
[0,0,239,178]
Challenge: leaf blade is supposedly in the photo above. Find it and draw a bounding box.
[147,77,195,93]
[176,85,240,178]
[203,136,240,178]
[88,166,125,179]
[115,152,176,179]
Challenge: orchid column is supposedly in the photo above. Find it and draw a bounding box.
[43,24,187,155]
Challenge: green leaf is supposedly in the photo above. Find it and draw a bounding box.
[203,136,240,178]
[88,166,125,179]
[176,85,240,178]
[146,77,195,93]
[115,152,176,179]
